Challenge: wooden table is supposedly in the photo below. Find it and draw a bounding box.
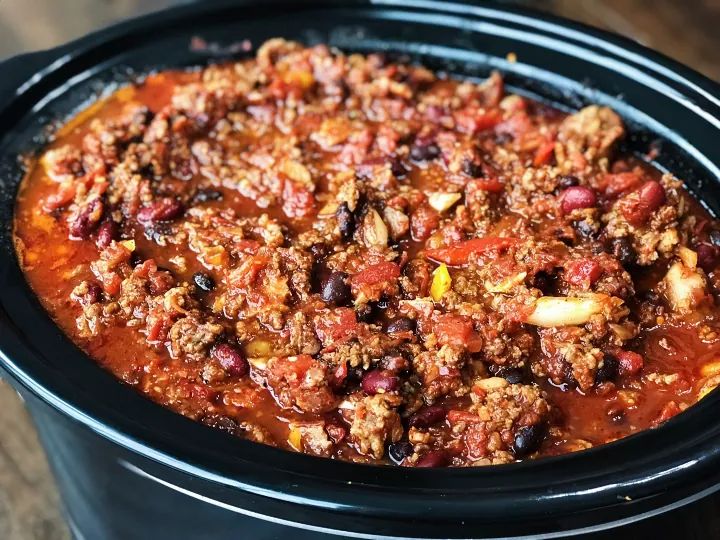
[0,1,718,538]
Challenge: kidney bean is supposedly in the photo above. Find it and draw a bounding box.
[211,343,249,378]
[388,441,414,464]
[95,219,117,249]
[386,317,416,334]
[408,405,447,428]
[595,353,619,384]
[69,198,103,239]
[622,181,666,225]
[193,272,215,292]
[77,282,103,306]
[361,369,400,394]
[416,449,449,467]
[638,180,666,211]
[336,202,355,241]
[560,186,597,213]
[137,197,184,225]
[616,350,644,376]
[321,271,351,305]
[696,243,719,272]
[512,423,547,458]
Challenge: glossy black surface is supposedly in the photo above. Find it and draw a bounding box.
[1,1,720,538]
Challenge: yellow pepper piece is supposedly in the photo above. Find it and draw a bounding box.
[119,239,136,252]
[246,339,273,358]
[288,425,303,451]
[430,263,452,301]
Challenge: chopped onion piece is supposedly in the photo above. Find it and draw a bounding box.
[428,192,462,213]
[663,261,707,312]
[247,357,269,370]
[485,271,527,293]
[526,295,608,327]
[678,246,698,269]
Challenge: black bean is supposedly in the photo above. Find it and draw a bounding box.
[388,441,414,464]
[356,303,377,323]
[390,158,408,179]
[595,353,620,384]
[387,317,416,334]
[595,353,619,384]
[193,189,224,203]
[574,220,597,239]
[557,175,580,190]
[336,202,355,241]
[501,368,525,385]
[193,272,215,292]
[532,271,554,294]
[461,159,483,178]
[512,423,547,458]
[409,142,440,161]
[201,414,239,435]
[609,408,626,425]
[321,271,351,305]
[610,237,636,266]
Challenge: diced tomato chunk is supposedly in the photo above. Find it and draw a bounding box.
[282,180,315,218]
[565,258,602,288]
[533,139,556,167]
[468,177,505,193]
[425,237,520,266]
[454,107,503,134]
[433,314,483,353]
[349,261,401,286]
[314,308,359,345]
[495,111,532,138]
[652,401,681,427]
[410,205,440,242]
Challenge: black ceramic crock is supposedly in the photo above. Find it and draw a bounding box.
[2,1,720,539]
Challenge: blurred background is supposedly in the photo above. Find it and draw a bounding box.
[0,0,718,80]
[0,1,717,539]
